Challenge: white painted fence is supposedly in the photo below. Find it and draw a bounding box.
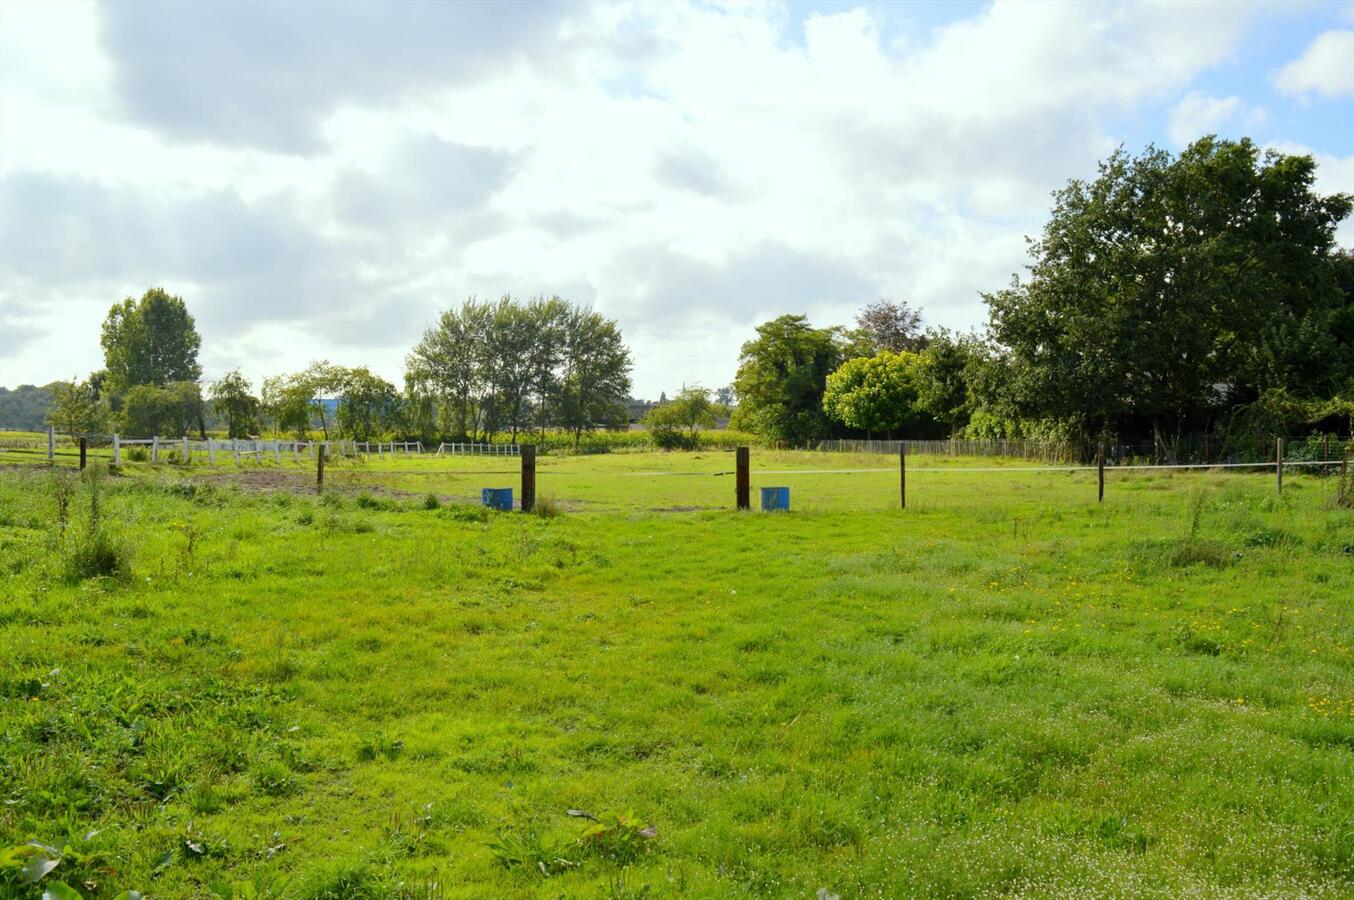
[435,442,520,457]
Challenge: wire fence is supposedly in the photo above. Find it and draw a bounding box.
[4,427,1350,513]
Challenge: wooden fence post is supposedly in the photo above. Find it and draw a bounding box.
[1097,444,1105,504]
[182,435,190,465]
[207,439,215,465]
[233,439,240,466]
[79,437,87,470]
[47,426,55,463]
[1276,437,1284,495]
[151,435,159,464]
[899,445,906,510]
[112,434,121,466]
[736,446,750,510]
[521,444,537,512]
[316,444,326,494]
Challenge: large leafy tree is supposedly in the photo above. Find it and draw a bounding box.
[209,370,260,439]
[986,137,1352,448]
[556,306,633,446]
[407,296,627,443]
[337,367,400,442]
[732,315,848,446]
[100,289,203,393]
[822,351,921,438]
[914,329,986,436]
[121,382,204,438]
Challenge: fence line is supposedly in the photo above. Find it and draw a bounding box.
[436,442,521,457]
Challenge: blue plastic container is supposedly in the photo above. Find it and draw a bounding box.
[760,486,790,511]
[481,487,514,511]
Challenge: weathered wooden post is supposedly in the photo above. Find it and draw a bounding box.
[316,444,326,494]
[1097,444,1105,504]
[182,434,190,465]
[274,442,281,464]
[47,426,55,463]
[79,437,87,470]
[736,446,750,510]
[899,444,906,510]
[207,439,215,465]
[1276,437,1284,495]
[521,444,537,512]
[112,433,121,466]
[151,435,159,464]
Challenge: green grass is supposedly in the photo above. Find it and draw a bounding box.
[1,453,1351,898]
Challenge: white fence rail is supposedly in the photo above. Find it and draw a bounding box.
[435,442,520,457]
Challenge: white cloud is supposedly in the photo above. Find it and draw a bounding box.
[1167,92,1267,146]
[1275,30,1354,99]
[0,0,1342,399]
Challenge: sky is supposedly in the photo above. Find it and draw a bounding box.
[1,0,1352,400]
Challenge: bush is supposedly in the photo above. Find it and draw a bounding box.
[422,493,441,510]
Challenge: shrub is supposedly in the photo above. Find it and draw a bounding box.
[422,493,441,510]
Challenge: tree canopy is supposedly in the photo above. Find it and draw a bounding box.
[100,288,203,393]
[209,370,261,439]
[407,296,632,445]
[822,351,920,437]
[984,137,1353,447]
[731,315,849,447]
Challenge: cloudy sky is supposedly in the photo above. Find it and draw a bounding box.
[1,0,1351,398]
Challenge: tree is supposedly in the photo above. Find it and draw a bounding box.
[914,330,984,436]
[731,315,847,446]
[262,374,317,440]
[406,299,489,440]
[406,296,631,444]
[644,386,720,447]
[985,137,1352,450]
[46,379,106,437]
[714,385,736,407]
[556,307,633,446]
[337,368,399,441]
[0,384,57,431]
[856,299,926,353]
[209,370,260,439]
[100,288,202,393]
[822,351,920,438]
[121,382,204,438]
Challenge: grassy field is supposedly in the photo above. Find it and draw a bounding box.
[1,450,1352,898]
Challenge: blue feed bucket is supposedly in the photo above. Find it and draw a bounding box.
[760,486,790,511]
[481,487,514,511]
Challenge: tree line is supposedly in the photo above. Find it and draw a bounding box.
[33,136,1353,456]
[731,137,1354,456]
[43,292,635,445]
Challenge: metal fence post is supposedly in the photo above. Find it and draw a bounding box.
[1276,437,1284,495]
